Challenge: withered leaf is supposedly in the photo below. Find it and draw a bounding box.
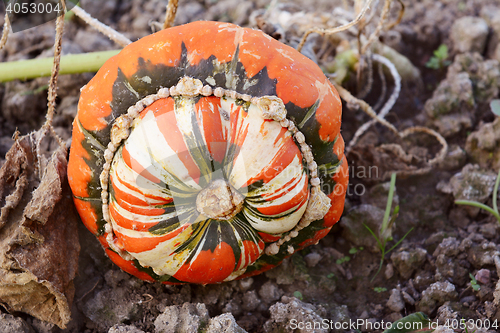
[0,130,80,329]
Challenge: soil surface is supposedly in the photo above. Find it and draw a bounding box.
[1,0,500,332]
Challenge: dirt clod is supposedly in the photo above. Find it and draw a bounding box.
[340,204,386,251]
[386,289,404,312]
[258,281,282,304]
[263,296,327,333]
[108,324,146,333]
[391,247,428,280]
[0,313,35,333]
[450,17,489,54]
[154,303,209,333]
[466,117,500,170]
[425,72,474,137]
[81,286,141,331]
[433,237,469,286]
[206,313,247,333]
[437,164,497,217]
[304,252,322,268]
[418,281,458,314]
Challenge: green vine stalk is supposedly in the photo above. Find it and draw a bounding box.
[0,50,120,83]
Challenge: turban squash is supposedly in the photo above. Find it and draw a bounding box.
[68,21,348,284]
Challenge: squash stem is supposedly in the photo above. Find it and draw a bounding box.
[0,50,120,83]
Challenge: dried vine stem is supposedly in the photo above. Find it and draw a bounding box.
[34,1,67,178]
[376,126,448,179]
[354,0,365,16]
[372,61,387,111]
[356,51,374,98]
[77,278,100,302]
[0,14,11,51]
[355,0,399,99]
[347,53,401,154]
[335,52,447,176]
[163,0,179,29]
[331,79,398,135]
[71,5,131,47]
[45,2,66,130]
[297,0,374,53]
[385,0,404,31]
[361,0,380,28]
[400,126,448,167]
[361,0,392,54]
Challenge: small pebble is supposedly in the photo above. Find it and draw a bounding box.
[475,269,490,284]
[304,252,322,268]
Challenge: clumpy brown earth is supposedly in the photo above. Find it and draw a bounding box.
[1,0,500,332]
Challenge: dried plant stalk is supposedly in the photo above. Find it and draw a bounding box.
[354,0,365,15]
[347,53,401,153]
[37,0,67,179]
[0,14,11,51]
[71,5,131,47]
[356,52,374,98]
[297,0,374,52]
[361,0,380,28]
[336,51,447,178]
[361,0,392,54]
[163,0,179,29]
[378,125,447,179]
[400,126,448,167]
[385,0,404,31]
[45,1,66,129]
[373,61,387,111]
[331,80,399,136]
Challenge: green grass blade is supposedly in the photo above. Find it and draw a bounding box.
[363,223,384,251]
[371,258,384,282]
[455,200,500,223]
[385,205,400,236]
[386,227,414,254]
[493,168,500,215]
[381,173,397,234]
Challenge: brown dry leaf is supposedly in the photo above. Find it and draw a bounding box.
[0,130,80,329]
